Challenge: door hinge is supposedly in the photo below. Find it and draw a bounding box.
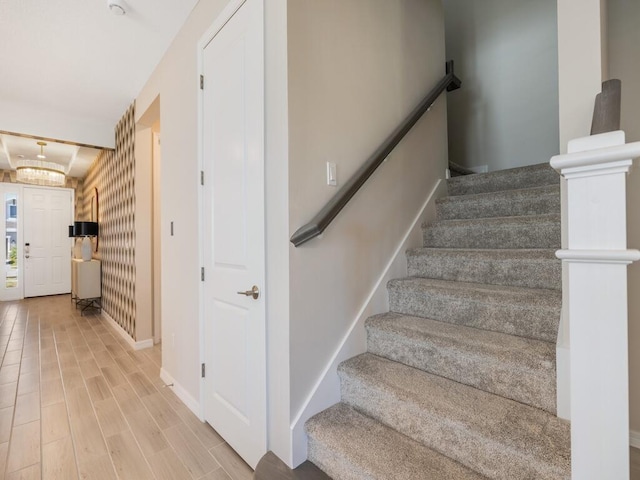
[201,267,205,281]
[201,363,206,378]
[200,75,204,90]
[200,170,204,186]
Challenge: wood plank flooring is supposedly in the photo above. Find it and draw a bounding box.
[0,295,637,480]
[0,295,253,479]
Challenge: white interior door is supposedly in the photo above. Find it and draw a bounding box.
[23,187,72,297]
[201,0,266,469]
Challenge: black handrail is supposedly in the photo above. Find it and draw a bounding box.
[290,61,461,247]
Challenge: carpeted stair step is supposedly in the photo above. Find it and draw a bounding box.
[366,312,557,413]
[406,248,561,290]
[305,403,485,480]
[339,354,570,480]
[436,185,560,220]
[447,163,560,196]
[423,214,561,249]
[388,277,561,342]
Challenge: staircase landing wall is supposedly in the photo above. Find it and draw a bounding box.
[287,0,448,466]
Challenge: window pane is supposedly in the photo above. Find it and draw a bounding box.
[5,194,17,289]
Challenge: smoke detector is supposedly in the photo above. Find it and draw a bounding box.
[108,0,126,15]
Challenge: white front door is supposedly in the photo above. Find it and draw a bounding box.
[23,187,72,297]
[201,0,266,469]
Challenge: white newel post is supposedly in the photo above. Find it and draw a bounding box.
[551,131,640,480]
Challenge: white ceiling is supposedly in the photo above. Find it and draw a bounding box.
[0,0,199,156]
[0,133,102,179]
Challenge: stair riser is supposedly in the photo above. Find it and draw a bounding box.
[307,442,367,480]
[339,371,567,480]
[407,254,561,290]
[366,325,556,413]
[447,165,560,196]
[387,285,560,342]
[436,192,560,220]
[423,223,560,249]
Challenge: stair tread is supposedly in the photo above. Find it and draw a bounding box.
[388,277,561,305]
[306,403,486,480]
[387,277,561,342]
[438,184,559,204]
[366,312,556,412]
[426,213,561,228]
[436,185,560,220]
[407,247,559,261]
[423,214,561,250]
[367,311,555,372]
[339,354,570,479]
[447,163,559,196]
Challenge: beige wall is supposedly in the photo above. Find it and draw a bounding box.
[557,0,605,152]
[444,0,559,171]
[135,0,231,406]
[287,0,448,418]
[607,0,640,435]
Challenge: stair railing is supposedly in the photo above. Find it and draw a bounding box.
[551,79,640,480]
[290,61,461,247]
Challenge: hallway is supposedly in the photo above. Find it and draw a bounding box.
[0,295,252,479]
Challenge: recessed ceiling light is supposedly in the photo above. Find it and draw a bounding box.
[108,0,126,15]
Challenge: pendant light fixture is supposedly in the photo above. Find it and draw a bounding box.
[37,141,46,159]
[15,141,66,187]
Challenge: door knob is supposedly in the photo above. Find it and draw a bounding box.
[237,285,259,300]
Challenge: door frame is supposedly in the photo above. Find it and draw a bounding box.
[0,184,75,301]
[196,0,266,441]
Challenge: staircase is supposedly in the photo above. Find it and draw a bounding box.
[305,163,571,479]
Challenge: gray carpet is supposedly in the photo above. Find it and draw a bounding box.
[305,163,570,479]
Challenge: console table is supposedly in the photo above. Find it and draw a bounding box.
[71,259,101,315]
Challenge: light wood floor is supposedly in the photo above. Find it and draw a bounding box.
[0,295,253,480]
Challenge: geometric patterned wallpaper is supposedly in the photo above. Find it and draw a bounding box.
[83,102,137,339]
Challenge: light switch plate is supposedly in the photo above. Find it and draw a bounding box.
[327,162,337,186]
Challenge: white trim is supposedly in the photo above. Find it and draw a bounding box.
[550,136,640,171]
[101,311,153,351]
[160,368,202,419]
[197,0,246,51]
[631,430,640,449]
[556,249,640,264]
[289,179,447,466]
[467,165,489,173]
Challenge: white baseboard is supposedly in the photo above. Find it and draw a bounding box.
[101,311,154,351]
[631,430,640,449]
[289,179,447,467]
[160,368,202,419]
[468,165,489,173]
